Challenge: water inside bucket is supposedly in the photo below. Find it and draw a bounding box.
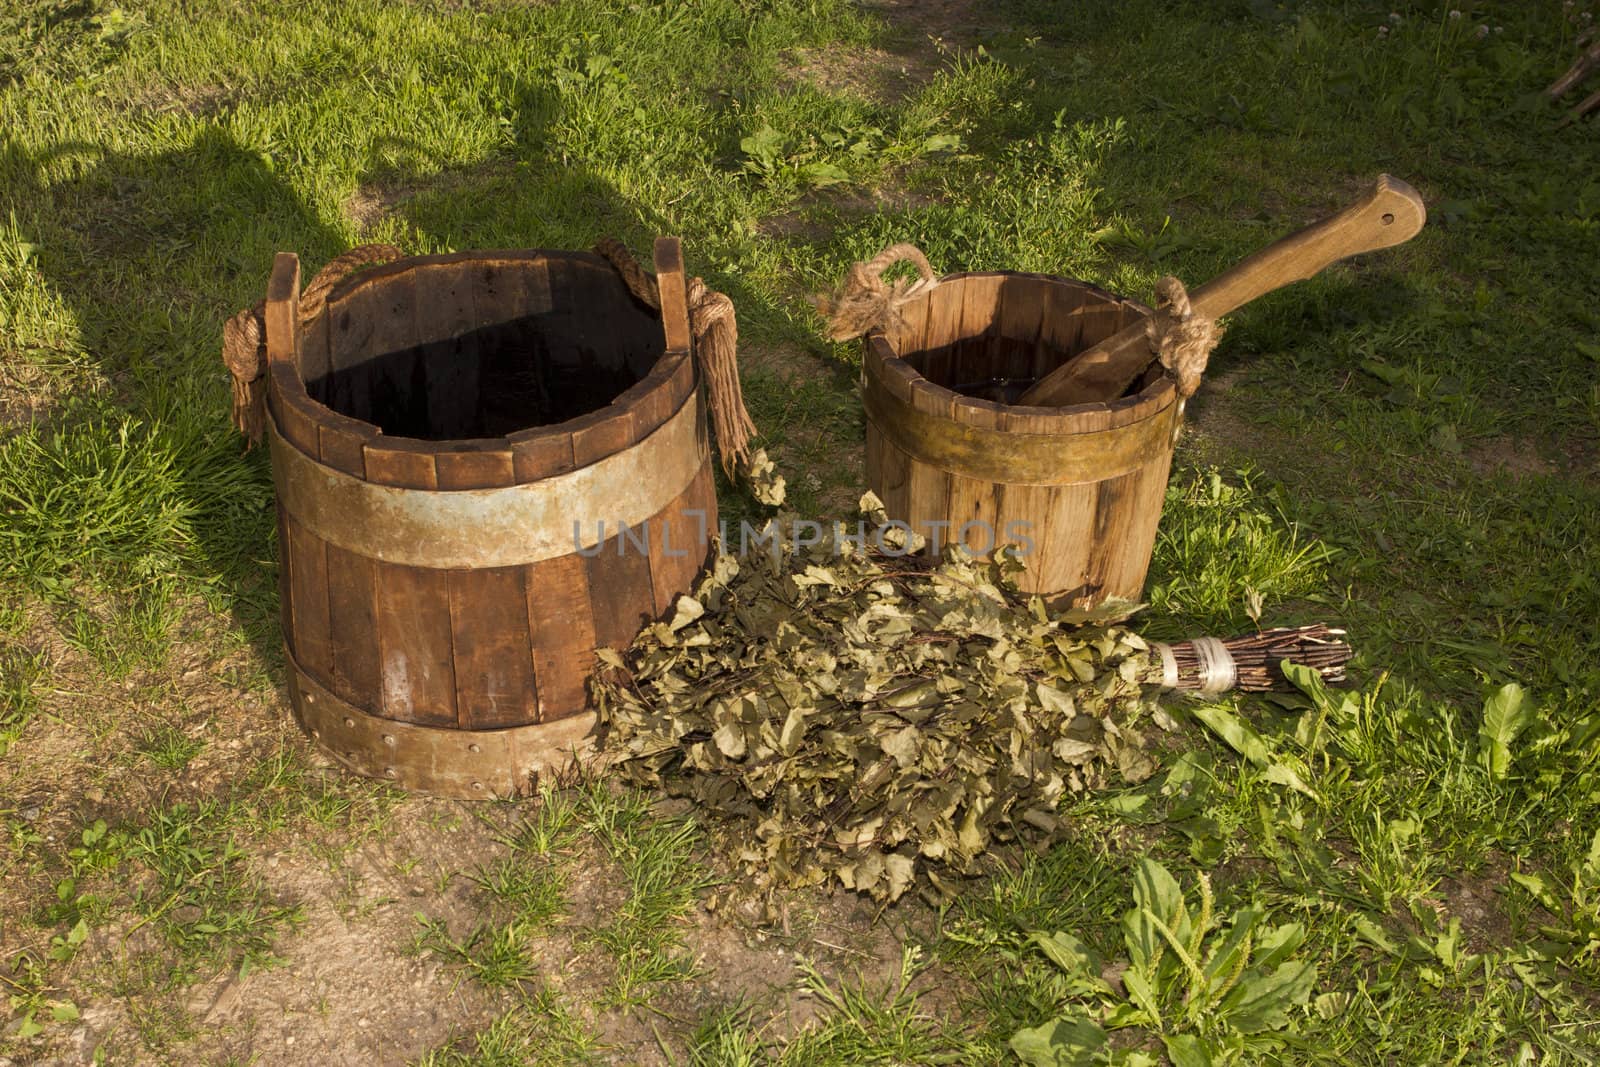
[952,377,1039,405]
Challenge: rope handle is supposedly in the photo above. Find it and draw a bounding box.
[593,238,759,482]
[223,244,403,445]
[856,243,937,288]
[817,243,939,342]
[1144,274,1223,408]
[299,244,404,323]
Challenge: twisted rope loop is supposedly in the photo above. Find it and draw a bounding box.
[1145,275,1223,400]
[593,238,758,479]
[222,244,403,445]
[817,243,939,342]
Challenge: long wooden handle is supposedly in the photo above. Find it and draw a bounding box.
[1016,175,1427,407]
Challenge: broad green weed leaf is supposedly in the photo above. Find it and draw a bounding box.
[1126,859,1188,972]
[1103,793,1150,815]
[1585,828,1600,882]
[1031,931,1098,977]
[1192,704,1317,799]
[1112,1053,1160,1067]
[739,124,784,168]
[1120,965,1163,1026]
[1263,762,1317,798]
[1131,859,1187,927]
[1201,907,1262,990]
[1252,923,1306,970]
[1511,871,1563,915]
[1220,961,1317,1033]
[1030,932,1111,996]
[1009,1014,1108,1066]
[1314,991,1351,1020]
[1102,1001,1148,1030]
[1279,660,1330,702]
[801,161,849,187]
[1478,683,1533,780]
[1162,1032,1216,1067]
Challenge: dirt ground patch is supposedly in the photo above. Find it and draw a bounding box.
[1,592,946,1065]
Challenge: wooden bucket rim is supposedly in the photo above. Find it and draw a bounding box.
[865,270,1175,432]
[318,248,645,309]
[269,248,692,475]
[864,344,1176,436]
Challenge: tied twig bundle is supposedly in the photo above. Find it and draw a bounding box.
[1149,625,1351,695]
[221,244,403,445]
[1548,28,1600,124]
[1146,274,1223,400]
[593,239,760,482]
[815,243,939,342]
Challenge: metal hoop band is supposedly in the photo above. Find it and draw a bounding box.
[268,393,706,569]
[286,648,595,799]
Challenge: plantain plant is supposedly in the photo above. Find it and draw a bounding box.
[1010,858,1317,1067]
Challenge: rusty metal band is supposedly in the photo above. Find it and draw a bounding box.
[861,373,1179,487]
[286,648,595,800]
[269,394,706,569]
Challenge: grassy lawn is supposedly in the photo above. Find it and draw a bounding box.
[3,0,1599,1062]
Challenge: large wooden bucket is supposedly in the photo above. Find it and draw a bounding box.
[262,240,716,798]
[862,272,1179,609]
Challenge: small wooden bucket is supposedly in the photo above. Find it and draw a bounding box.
[862,272,1179,609]
[262,240,716,798]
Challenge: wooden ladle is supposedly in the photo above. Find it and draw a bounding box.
[1015,175,1427,407]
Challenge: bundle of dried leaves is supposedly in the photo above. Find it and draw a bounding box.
[594,495,1169,904]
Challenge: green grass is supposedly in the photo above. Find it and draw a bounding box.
[575,783,713,1008]
[1145,467,1336,635]
[123,802,303,978]
[3,0,1600,1062]
[416,985,601,1067]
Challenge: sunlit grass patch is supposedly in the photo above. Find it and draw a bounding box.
[778,948,977,1065]
[414,916,541,991]
[415,985,601,1067]
[576,783,713,1008]
[1147,467,1334,633]
[124,802,303,979]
